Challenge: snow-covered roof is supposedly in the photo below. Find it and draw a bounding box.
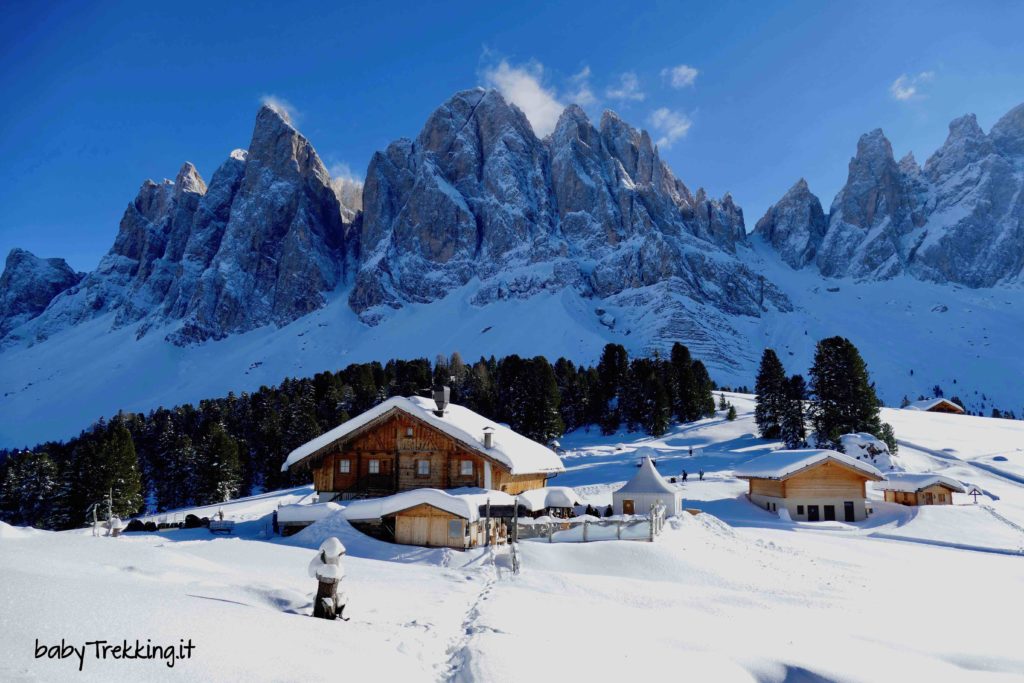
[905,398,964,413]
[839,432,889,455]
[342,488,517,523]
[734,449,884,481]
[875,473,966,493]
[616,454,677,494]
[281,396,564,475]
[517,486,582,512]
[276,502,342,524]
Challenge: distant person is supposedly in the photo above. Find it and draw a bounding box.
[681,470,688,482]
[689,446,693,457]
[272,509,279,535]
[698,469,705,481]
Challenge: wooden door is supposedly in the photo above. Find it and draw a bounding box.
[924,492,934,505]
[824,505,836,521]
[807,505,819,522]
[844,501,855,522]
[622,499,635,515]
[397,516,430,546]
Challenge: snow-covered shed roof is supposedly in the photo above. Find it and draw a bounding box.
[905,398,965,413]
[734,449,884,481]
[517,486,582,512]
[839,432,889,456]
[343,488,517,523]
[281,396,564,475]
[616,454,677,494]
[875,473,966,493]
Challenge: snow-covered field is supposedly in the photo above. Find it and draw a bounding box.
[2,395,1023,681]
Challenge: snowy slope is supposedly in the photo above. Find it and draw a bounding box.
[3,395,1024,681]
[4,255,1024,447]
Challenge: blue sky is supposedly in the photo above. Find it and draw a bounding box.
[2,0,1022,271]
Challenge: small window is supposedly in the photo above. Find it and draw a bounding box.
[417,459,430,476]
[797,505,804,515]
[406,427,414,437]
[460,460,474,476]
[368,459,380,474]
[338,459,351,474]
[939,493,946,502]
[448,520,462,537]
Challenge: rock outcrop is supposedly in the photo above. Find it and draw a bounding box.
[0,249,82,338]
[753,179,827,269]
[758,102,1024,287]
[352,88,784,342]
[10,104,351,346]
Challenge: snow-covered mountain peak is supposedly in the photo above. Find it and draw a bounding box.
[989,101,1024,158]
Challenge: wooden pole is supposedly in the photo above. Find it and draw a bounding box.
[313,576,338,620]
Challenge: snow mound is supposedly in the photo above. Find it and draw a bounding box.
[0,521,40,539]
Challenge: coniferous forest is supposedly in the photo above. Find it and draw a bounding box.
[0,343,717,530]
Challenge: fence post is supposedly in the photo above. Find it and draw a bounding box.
[548,522,553,543]
[583,519,589,542]
[617,518,622,540]
[650,503,655,542]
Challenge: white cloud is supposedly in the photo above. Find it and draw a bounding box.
[648,108,692,148]
[661,64,699,88]
[566,66,597,107]
[889,71,935,101]
[482,60,565,136]
[606,72,645,102]
[327,162,363,216]
[259,94,299,124]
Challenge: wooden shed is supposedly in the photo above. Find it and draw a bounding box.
[876,473,965,506]
[281,394,564,501]
[734,449,884,522]
[344,488,516,550]
[905,398,965,415]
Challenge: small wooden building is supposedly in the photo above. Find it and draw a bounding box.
[734,449,884,522]
[344,488,515,549]
[905,398,965,415]
[876,473,965,506]
[281,393,564,501]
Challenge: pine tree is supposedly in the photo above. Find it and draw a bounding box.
[670,343,700,422]
[808,336,891,448]
[726,404,737,421]
[596,344,629,434]
[754,348,787,439]
[196,422,241,505]
[780,374,808,449]
[692,361,716,417]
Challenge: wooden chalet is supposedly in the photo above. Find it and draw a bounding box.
[734,449,884,522]
[905,398,965,415]
[281,391,564,501]
[876,473,965,506]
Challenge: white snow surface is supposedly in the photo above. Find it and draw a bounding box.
[281,395,563,476]
[2,394,1024,681]
[734,448,884,480]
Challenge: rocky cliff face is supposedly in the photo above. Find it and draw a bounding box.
[3,89,789,366]
[753,178,827,269]
[352,88,785,355]
[0,249,82,338]
[9,104,350,346]
[758,102,1024,286]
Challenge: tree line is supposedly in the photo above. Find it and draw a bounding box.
[0,343,717,530]
[753,336,897,452]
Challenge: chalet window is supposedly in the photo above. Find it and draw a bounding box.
[448,520,462,538]
[939,493,946,502]
[406,427,414,437]
[368,459,380,474]
[797,505,804,515]
[416,459,430,476]
[460,460,474,476]
[338,459,351,474]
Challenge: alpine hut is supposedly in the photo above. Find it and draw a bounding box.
[734,449,884,522]
[905,398,965,415]
[876,473,965,506]
[612,450,684,517]
[281,391,565,501]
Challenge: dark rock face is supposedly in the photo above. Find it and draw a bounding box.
[351,88,783,333]
[4,90,787,363]
[0,249,82,338]
[8,105,350,345]
[758,101,1024,287]
[754,179,827,269]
